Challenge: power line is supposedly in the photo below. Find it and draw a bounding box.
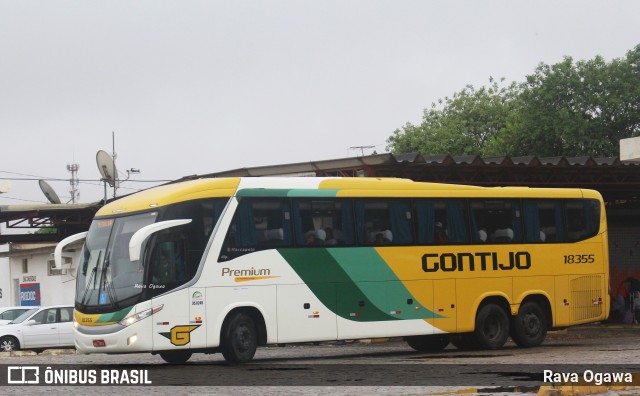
[0,176,172,183]
[0,195,48,204]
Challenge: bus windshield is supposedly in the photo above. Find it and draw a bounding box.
[76,212,158,308]
[75,197,230,310]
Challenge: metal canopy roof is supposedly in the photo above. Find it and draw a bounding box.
[0,202,101,243]
[189,153,640,204]
[3,153,640,244]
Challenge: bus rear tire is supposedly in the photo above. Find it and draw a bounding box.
[474,303,509,350]
[510,302,548,348]
[405,334,449,352]
[159,350,192,364]
[221,312,258,364]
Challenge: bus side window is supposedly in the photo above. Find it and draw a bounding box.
[292,199,354,247]
[220,198,292,260]
[537,200,564,242]
[415,199,467,244]
[471,200,521,244]
[150,239,186,288]
[523,200,544,243]
[355,200,413,246]
[566,199,600,242]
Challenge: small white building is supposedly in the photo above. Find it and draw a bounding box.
[0,245,9,308]
[0,242,83,307]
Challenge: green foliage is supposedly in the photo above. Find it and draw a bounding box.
[35,227,57,234]
[388,44,640,157]
[387,78,520,156]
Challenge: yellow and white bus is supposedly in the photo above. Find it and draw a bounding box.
[56,177,609,363]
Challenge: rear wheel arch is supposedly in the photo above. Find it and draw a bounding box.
[473,296,511,349]
[518,294,552,328]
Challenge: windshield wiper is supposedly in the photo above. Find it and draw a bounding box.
[80,250,101,306]
[98,251,120,309]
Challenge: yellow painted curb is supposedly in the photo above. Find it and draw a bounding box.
[538,385,640,395]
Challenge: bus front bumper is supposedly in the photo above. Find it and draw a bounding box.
[74,321,153,354]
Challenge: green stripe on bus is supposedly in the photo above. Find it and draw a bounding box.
[235,189,339,197]
[286,189,339,197]
[278,248,443,321]
[96,305,134,323]
[328,248,444,320]
[236,189,291,197]
[278,248,395,321]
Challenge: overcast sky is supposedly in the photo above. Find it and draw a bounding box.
[1,0,639,206]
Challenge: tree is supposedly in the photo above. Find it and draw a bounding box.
[510,45,640,157]
[388,44,640,157]
[387,78,519,156]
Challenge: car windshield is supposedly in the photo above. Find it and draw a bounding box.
[10,308,38,324]
[76,212,158,307]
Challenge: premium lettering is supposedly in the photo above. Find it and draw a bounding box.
[421,251,531,272]
[221,267,271,277]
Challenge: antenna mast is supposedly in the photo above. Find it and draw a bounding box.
[66,163,80,204]
[349,145,375,157]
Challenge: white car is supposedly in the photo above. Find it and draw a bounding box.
[0,306,35,325]
[0,305,75,352]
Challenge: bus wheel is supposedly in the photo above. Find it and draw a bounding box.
[511,302,548,348]
[159,350,193,364]
[221,312,258,364]
[405,334,449,352]
[474,303,509,350]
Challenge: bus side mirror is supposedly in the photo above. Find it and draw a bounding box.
[128,219,192,262]
[54,232,88,269]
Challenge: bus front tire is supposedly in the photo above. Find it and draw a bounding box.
[159,350,193,364]
[474,303,509,350]
[510,302,548,348]
[405,334,450,352]
[221,312,258,364]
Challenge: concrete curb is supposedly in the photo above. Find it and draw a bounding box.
[0,349,77,357]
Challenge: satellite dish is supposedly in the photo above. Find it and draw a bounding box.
[0,180,11,193]
[96,150,120,188]
[39,180,62,204]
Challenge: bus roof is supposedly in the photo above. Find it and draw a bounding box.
[95,177,601,216]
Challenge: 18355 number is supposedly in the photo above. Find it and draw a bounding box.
[564,254,595,264]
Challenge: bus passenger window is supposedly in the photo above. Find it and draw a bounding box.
[292,199,354,247]
[355,200,412,246]
[220,198,292,260]
[471,200,520,244]
[566,200,599,242]
[415,200,466,244]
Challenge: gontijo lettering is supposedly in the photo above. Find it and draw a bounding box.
[422,251,531,272]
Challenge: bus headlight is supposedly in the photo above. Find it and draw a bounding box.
[119,305,163,327]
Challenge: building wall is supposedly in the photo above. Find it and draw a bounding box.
[609,223,640,292]
[6,248,80,307]
[0,246,10,308]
